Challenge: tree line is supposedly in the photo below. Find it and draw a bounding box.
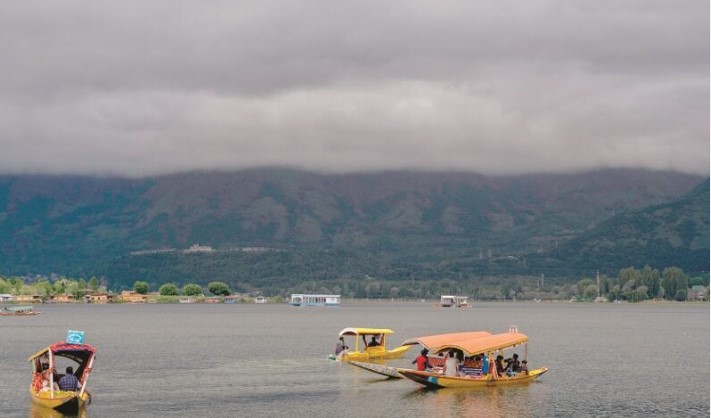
[0,265,707,302]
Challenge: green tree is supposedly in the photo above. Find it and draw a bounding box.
[583,284,598,299]
[640,266,660,298]
[208,281,231,296]
[54,280,67,295]
[576,279,595,298]
[621,279,636,300]
[133,281,149,294]
[0,278,11,294]
[628,285,648,303]
[159,283,179,296]
[619,267,641,287]
[182,283,203,296]
[88,277,99,291]
[607,284,622,302]
[661,267,686,301]
[34,280,54,297]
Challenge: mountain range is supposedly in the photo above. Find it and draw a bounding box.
[0,168,707,289]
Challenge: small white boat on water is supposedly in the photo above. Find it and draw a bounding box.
[440,295,468,307]
[290,294,340,306]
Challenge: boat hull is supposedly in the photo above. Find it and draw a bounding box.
[29,387,89,414]
[397,367,548,389]
[346,361,402,378]
[340,344,411,362]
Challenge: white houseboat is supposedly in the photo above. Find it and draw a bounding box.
[440,295,469,307]
[290,294,340,307]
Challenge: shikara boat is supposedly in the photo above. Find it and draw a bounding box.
[397,330,548,388]
[331,327,412,362]
[1,305,41,316]
[28,339,96,414]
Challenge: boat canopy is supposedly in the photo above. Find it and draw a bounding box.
[401,331,492,349]
[338,327,395,337]
[28,341,97,364]
[434,332,528,356]
[4,305,34,312]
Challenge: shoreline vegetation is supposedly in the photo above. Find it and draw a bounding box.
[1,296,708,306]
[0,265,708,305]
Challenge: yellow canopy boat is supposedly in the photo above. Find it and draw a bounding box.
[332,327,412,362]
[397,329,548,388]
[27,337,96,414]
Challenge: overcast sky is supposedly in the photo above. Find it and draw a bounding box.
[1,1,708,177]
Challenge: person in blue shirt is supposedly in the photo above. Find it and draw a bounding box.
[58,366,81,391]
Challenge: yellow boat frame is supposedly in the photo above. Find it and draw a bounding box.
[336,327,412,362]
[27,387,91,412]
[397,366,548,388]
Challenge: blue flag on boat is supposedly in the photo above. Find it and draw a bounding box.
[66,330,85,344]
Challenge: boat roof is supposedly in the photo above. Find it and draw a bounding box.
[28,341,97,363]
[4,305,34,312]
[401,331,492,348]
[434,332,528,355]
[339,327,395,337]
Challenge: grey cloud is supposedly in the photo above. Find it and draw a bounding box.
[0,0,707,177]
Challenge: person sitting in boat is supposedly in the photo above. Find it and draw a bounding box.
[58,366,81,391]
[471,355,483,370]
[412,348,433,371]
[519,360,529,375]
[367,335,380,347]
[495,355,506,376]
[335,337,348,355]
[460,355,484,377]
[505,353,521,375]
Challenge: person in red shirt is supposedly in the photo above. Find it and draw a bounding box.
[412,348,433,371]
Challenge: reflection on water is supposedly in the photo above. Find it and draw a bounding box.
[401,385,533,418]
[28,404,86,418]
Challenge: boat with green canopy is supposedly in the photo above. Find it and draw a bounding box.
[1,305,41,316]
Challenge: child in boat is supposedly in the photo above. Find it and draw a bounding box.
[40,379,59,393]
[519,360,529,375]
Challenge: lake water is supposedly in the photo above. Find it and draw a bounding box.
[1,301,708,418]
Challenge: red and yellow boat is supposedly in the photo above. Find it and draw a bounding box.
[28,340,96,414]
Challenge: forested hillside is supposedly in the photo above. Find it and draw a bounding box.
[0,168,706,290]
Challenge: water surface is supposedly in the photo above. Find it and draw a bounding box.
[1,301,708,417]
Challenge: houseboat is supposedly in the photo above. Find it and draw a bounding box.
[440,295,469,307]
[290,294,340,306]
